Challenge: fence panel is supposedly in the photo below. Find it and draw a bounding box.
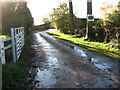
[14,27,24,60]
[0,27,24,64]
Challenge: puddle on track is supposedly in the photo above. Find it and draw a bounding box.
[36,68,56,88]
[67,42,118,75]
[34,33,60,88]
[48,57,59,68]
[74,47,87,59]
[33,31,119,88]
[44,30,119,76]
[53,37,118,75]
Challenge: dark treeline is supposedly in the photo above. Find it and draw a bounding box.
[2,1,33,36]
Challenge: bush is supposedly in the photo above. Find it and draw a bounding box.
[97,27,105,42]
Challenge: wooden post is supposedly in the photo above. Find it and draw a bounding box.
[69,0,75,35]
[11,28,16,63]
[1,38,5,64]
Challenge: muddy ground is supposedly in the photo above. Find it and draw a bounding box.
[27,30,120,89]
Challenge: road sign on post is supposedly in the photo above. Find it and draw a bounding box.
[86,0,94,40]
[87,14,94,21]
[69,0,75,35]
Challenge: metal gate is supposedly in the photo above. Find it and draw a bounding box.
[0,27,24,64]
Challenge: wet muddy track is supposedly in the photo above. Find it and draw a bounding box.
[28,30,120,88]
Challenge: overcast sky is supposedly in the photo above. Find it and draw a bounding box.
[26,0,120,25]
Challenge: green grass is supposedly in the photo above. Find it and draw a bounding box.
[48,31,120,60]
[2,61,29,89]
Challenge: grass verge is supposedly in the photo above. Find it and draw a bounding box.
[48,31,120,60]
[2,61,29,89]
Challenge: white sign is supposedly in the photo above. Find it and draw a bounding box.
[87,15,94,21]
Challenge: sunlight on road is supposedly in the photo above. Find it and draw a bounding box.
[35,32,60,88]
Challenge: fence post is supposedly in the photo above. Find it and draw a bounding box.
[15,28,18,60]
[0,38,5,64]
[11,28,16,63]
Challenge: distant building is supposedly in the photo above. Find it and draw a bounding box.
[33,18,100,30]
[33,22,53,30]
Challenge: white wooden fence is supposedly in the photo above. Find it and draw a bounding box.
[0,27,24,64]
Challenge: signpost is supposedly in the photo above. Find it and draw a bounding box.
[86,0,94,40]
[87,15,94,21]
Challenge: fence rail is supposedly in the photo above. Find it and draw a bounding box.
[0,27,24,64]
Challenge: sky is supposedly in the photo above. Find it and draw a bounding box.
[26,0,120,25]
